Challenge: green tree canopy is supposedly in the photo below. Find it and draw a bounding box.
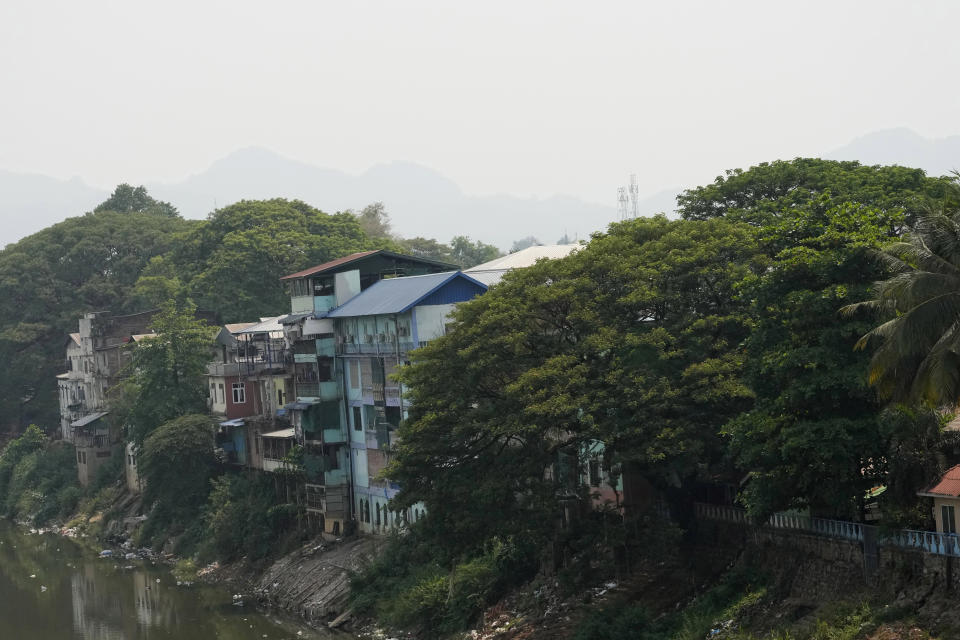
[845,190,960,406]
[678,158,950,226]
[140,413,216,522]
[679,159,953,517]
[133,199,384,320]
[354,201,393,240]
[0,204,194,430]
[114,301,216,446]
[449,235,501,268]
[397,237,454,264]
[389,215,763,555]
[94,183,179,218]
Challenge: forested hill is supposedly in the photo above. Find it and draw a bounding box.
[0,186,506,435]
[0,188,386,434]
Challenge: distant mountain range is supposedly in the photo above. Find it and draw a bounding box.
[0,171,107,248]
[0,148,641,250]
[3,128,958,249]
[825,128,960,177]
[145,147,637,250]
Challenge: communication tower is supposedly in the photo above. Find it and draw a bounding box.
[617,186,629,220]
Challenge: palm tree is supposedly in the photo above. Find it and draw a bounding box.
[847,188,960,406]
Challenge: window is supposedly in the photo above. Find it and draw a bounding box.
[290,279,310,297]
[277,389,284,407]
[589,460,601,487]
[218,384,225,404]
[317,358,333,382]
[313,277,335,296]
[943,505,957,534]
[353,406,362,432]
[385,406,402,428]
[232,383,246,404]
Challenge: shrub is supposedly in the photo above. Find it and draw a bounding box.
[203,472,302,561]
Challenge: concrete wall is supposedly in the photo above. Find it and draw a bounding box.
[413,304,454,343]
[700,520,960,602]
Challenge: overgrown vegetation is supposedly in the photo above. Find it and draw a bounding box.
[350,159,960,636]
[351,528,538,637]
[204,472,302,562]
[0,426,81,524]
[574,566,768,640]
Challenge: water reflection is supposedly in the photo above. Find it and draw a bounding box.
[0,521,346,640]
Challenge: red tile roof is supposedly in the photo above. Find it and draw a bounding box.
[280,251,379,280]
[923,465,960,497]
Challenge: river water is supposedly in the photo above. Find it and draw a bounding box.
[0,520,351,640]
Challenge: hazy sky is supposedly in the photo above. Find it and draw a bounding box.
[2,0,959,204]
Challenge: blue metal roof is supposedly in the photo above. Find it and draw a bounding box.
[324,271,487,318]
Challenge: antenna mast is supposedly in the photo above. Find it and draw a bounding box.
[617,186,629,221]
[629,174,639,219]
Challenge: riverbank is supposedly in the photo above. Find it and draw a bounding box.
[0,519,340,639]
[27,485,953,640]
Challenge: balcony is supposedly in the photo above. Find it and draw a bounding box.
[262,458,292,472]
[337,341,416,356]
[295,380,339,401]
[305,484,325,512]
[207,362,240,377]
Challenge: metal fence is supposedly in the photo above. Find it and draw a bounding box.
[695,501,960,557]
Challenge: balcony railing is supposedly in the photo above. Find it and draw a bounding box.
[207,362,240,377]
[694,501,960,558]
[337,341,416,356]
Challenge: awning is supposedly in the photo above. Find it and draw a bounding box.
[70,411,109,428]
[279,312,312,325]
[303,317,334,336]
[220,418,245,428]
[261,428,295,439]
[284,401,317,411]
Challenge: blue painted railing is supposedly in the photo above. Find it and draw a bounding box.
[694,502,960,557]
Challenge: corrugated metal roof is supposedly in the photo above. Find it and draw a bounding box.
[71,411,109,428]
[68,333,81,346]
[280,251,378,280]
[466,270,508,287]
[467,244,579,272]
[280,250,459,280]
[279,312,312,325]
[220,418,245,427]
[923,464,960,497]
[234,316,285,335]
[325,271,487,318]
[261,427,295,439]
[224,322,257,334]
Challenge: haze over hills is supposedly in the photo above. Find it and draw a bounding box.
[825,128,960,177]
[0,171,107,248]
[3,128,959,249]
[145,147,624,249]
